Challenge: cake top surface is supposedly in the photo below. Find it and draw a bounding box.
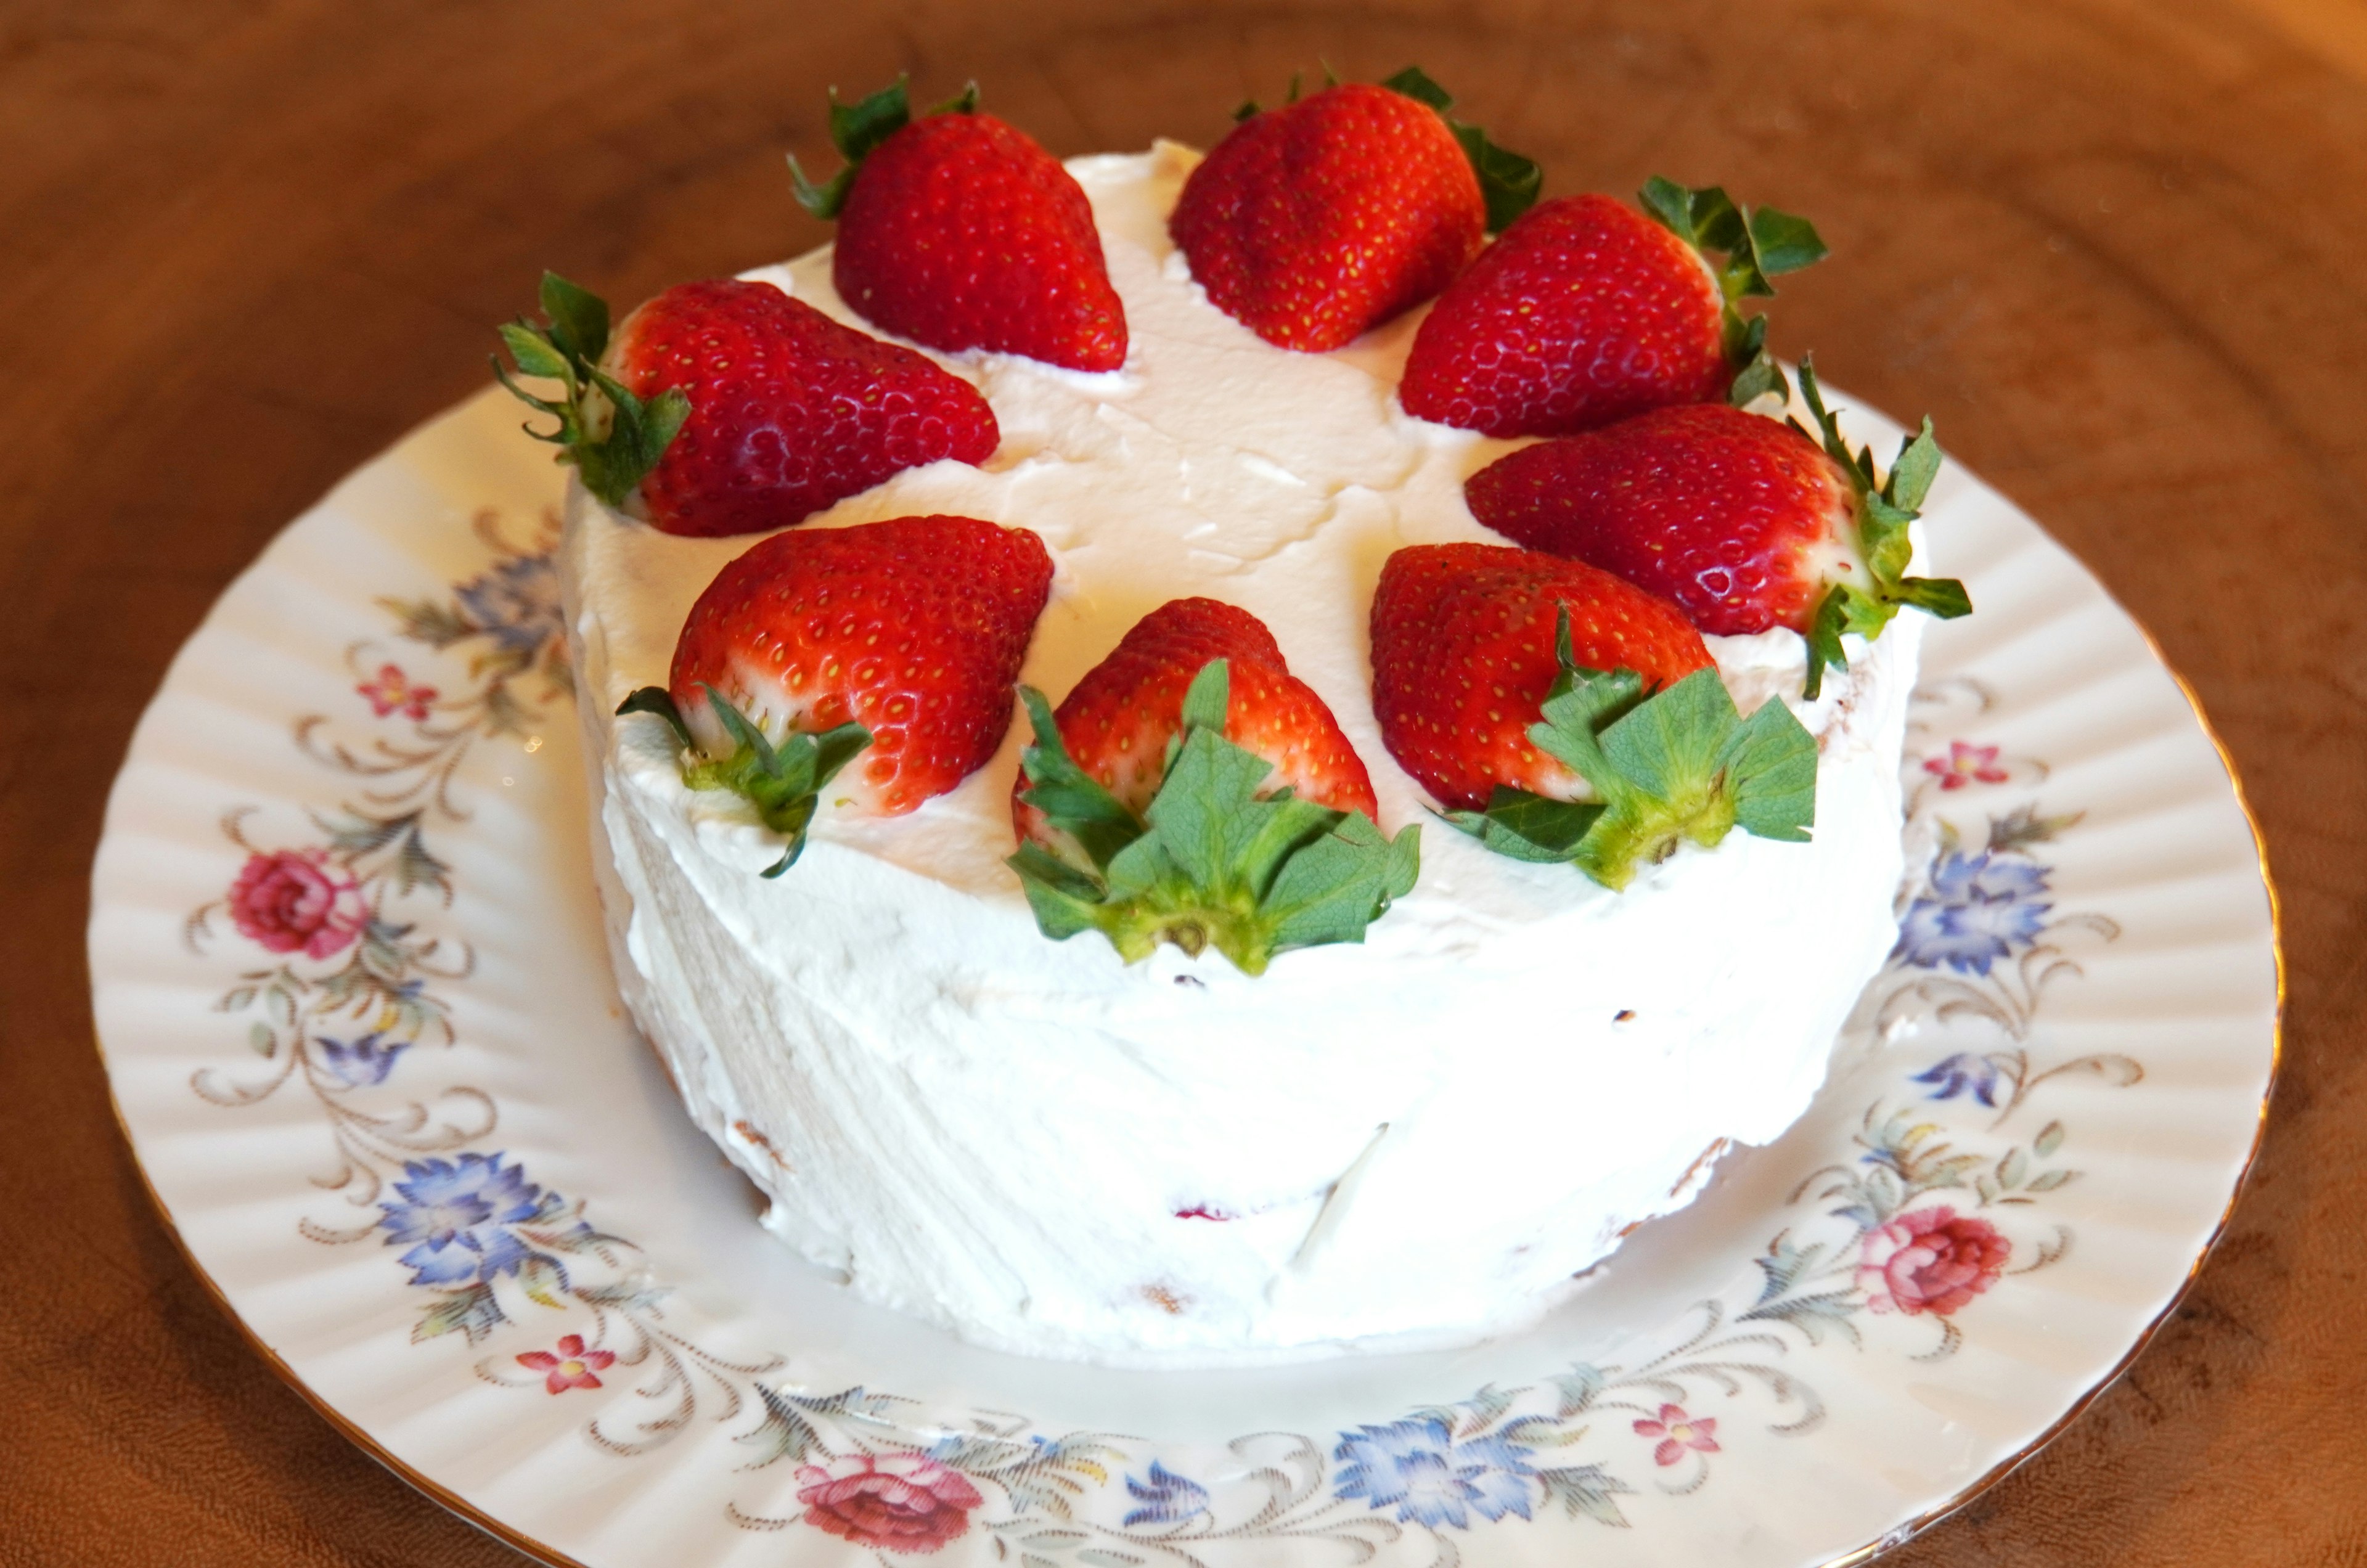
[570,144,1903,925]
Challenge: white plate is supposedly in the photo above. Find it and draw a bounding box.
[90,386,2278,1568]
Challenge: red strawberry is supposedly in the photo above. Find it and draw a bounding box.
[1008,598,1417,974]
[1169,68,1538,353]
[1470,403,1855,635]
[496,274,998,539]
[619,515,1053,873]
[1370,544,1713,812]
[1016,598,1377,829]
[795,80,1127,372]
[1399,179,1826,438]
[1465,366,1972,696]
[1370,542,1820,890]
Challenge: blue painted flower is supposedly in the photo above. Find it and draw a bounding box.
[317,1032,408,1087]
[378,1152,557,1288]
[456,553,563,655]
[1123,1460,1210,1528]
[1893,851,2052,975]
[1910,1051,2004,1107]
[1334,1416,1535,1530]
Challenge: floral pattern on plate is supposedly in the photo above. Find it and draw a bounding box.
[170,510,2157,1562]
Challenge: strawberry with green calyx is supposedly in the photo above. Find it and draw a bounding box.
[1465,401,1857,640]
[1398,179,1825,439]
[495,273,999,537]
[1441,606,1819,891]
[791,76,1129,372]
[1373,67,1542,232]
[1369,542,1719,814]
[1169,67,1537,354]
[615,686,870,878]
[1008,601,1418,976]
[619,515,1054,875]
[1789,359,1971,699]
[495,271,691,510]
[787,75,973,220]
[1636,176,1830,410]
[1461,379,1973,696]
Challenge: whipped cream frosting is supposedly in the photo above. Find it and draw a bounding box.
[558,142,1924,1366]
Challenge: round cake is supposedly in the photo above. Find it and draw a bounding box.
[554,138,1929,1366]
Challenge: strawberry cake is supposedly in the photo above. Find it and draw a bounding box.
[525,74,1963,1365]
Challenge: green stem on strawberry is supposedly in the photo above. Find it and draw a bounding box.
[494,272,692,510]
[1378,66,1542,232]
[1637,177,1827,410]
[1009,660,1421,976]
[1445,606,1819,891]
[1233,70,1308,123]
[1790,357,1974,700]
[789,75,979,220]
[616,685,872,878]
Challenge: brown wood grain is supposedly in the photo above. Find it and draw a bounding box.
[6,0,2365,1562]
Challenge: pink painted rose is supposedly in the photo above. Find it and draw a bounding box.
[1858,1205,2010,1317]
[795,1452,983,1554]
[226,849,367,959]
[516,1333,614,1395]
[1632,1403,1719,1467]
[358,662,439,722]
[1923,741,2009,792]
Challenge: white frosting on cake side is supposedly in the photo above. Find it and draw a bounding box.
[558,144,1925,1366]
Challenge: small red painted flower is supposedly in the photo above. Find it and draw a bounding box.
[1857,1205,2011,1317]
[1924,740,2008,792]
[515,1333,615,1394]
[1632,1403,1719,1467]
[795,1451,984,1554]
[226,849,369,960]
[356,662,439,722]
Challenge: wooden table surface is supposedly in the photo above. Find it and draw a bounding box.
[9,0,2367,1562]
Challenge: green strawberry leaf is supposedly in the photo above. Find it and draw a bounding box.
[1265,810,1422,949]
[1009,843,1110,943]
[1449,608,1817,889]
[829,76,912,161]
[1178,657,1228,733]
[1802,586,1853,703]
[788,159,854,222]
[577,370,691,509]
[1726,316,1791,409]
[1596,663,1739,808]
[540,271,610,364]
[1442,788,1603,863]
[1886,418,1944,512]
[790,75,919,220]
[497,321,571,380]
[1014,687,1145,870]
[1381,65,1541,230]
[616,684,871,877]
[1893,576,1974,618]
[1454,123,1545,232]
[1640,177,1827,399]
[493,273,690,508]
[1747,206,1829,278]
[1787,360,1973,698]
[1380,65,1453,111]
[1009,659,1420,975]
[1725,695,1820,841]
[1638,175,1699,243]
[616,685,695,749]
[1237,70,1308,120]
